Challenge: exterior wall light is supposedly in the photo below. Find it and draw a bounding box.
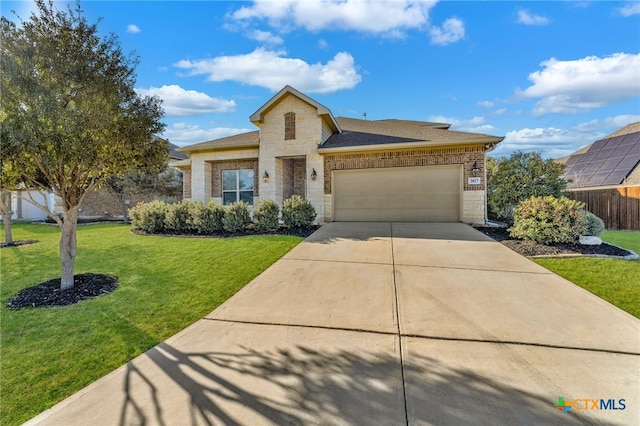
[263,171,269,182]
[471,161,480,177]
[311,168,317,181]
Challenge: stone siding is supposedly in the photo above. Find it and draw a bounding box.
[188,148,259,202]
[257,93,325,219]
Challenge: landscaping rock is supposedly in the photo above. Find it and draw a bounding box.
[474,226,632,258]
[579,236,602,245]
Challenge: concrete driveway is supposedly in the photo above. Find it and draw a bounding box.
[26,223,639,425]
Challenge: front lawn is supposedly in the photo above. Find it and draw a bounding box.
[0,222,303,426]
[534,230,640,319]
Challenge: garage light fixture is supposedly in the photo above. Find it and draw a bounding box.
[263,171,270,183]
[471,161,480,176]
[311,168,317,181]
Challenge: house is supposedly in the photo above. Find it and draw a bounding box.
[76,140,187,219]
[174,86,504,224]
[558,122,640,230]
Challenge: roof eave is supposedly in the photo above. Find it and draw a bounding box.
[317,137,503,154]
[177,144,260,154]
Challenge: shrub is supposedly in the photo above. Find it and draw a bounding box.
[580,210,605,236]
[164,200,193,233]
[222,201,251,233]
[254,200,280,232]
[487,152,567,224]
[129,200,168,234]
[282,195,316,228]
[198,201,224,234]
[509,196,585,244]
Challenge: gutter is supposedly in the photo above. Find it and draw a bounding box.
[317,138,502,154]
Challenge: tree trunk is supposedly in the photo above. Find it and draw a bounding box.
[1,191,13,244]
[59,207,79,290]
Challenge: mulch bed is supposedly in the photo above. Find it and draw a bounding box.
[474,226,632,258]
[1,240,39,249]
[132,225,320,239]
[6,274,118,310]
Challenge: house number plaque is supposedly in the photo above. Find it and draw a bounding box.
[468,177,481,185]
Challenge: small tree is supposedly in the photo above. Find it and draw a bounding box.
[0,0,166,289]
[487,151,567,223]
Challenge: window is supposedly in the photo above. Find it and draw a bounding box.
[284,112,296,140]
[222,169,254,205]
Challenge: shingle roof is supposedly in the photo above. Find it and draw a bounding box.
[167,142,188,160]
[563,124,640,188]
[319,117,503,150]
[177,131,260,154]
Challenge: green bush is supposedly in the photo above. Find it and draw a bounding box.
[222,201,251,233]
[282,195,316,228]
[509,196,586,244]
[164,200,193,233]
[254,200,280,232]
[199,201,224,234]
[129,200,168,234]
[487,152,567,224]
[581,210,605,236]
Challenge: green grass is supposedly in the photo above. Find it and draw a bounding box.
[601,229,640,254]
[534,230,640,319]
[1,223,303,426]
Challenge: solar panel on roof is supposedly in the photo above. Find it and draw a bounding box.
[604,170,630,185]
[618,134,637,146]
[586,172,611,186]
[627,141,640,156]
[562,130,640,188]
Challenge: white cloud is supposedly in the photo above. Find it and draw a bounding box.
[230,0,438,36]
[516,10,550,26]
[318,38,329,49]
[162,123,253,146]
[126,24,141,34]
[428,115,495,134]
[519,53,640,115]
[429,17,465,45]
[136,85,236,116]
[494,115,640,158]
[616,2,640,17]
[174,48,361,94]
[494,108,507,116]
[477,100,495,108]
[247,29,283,45]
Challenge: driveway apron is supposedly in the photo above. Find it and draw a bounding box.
[26,223,639,426]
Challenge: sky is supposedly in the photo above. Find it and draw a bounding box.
[3,0,640,158]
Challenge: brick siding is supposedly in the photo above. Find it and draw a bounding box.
[323,145,486,194]
[210,159,259,198]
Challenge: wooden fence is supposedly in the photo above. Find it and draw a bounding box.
[567,186,640,230]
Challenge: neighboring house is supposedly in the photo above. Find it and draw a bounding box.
[559,122,640,230]
[174,86,504,224]
[77,139,187,218]
[6,190,55,221]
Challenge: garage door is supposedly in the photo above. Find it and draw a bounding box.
[333,165,461,222]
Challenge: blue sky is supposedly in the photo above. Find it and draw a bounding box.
[4,0,640,158]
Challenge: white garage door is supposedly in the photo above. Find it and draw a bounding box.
[333,165,461,222]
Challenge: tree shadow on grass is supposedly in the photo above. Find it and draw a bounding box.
[119,342,597,426]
